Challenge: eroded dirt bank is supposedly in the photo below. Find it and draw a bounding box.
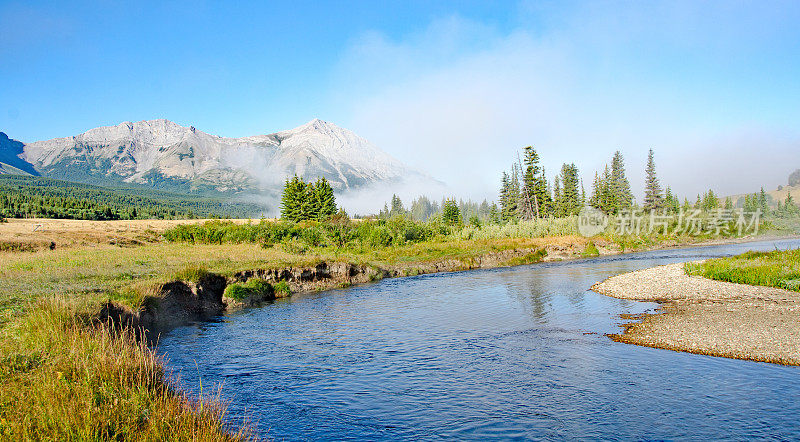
[101,244,566,331]
[593,263,800,365]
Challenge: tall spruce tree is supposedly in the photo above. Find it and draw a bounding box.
[520,146,551,218]
[313,177,336,220]
[280,175,306,222]
[643,148,664,211]
[758,187,770,215]
[552,176,562,217]
[590,172,601,210]
[508,163,520,219]
[305,180,320,219]
[558,163,580,217]
[609,151,633,213]
[499,171,511,222]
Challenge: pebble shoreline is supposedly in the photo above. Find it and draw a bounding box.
[592,263,800,365]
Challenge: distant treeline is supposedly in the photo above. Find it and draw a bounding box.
[499,146,799,220]
[371,195,492,226]
[0,174,265,220]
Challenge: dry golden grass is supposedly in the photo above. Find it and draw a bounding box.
[0,218,260,249]
[0,297,253,440]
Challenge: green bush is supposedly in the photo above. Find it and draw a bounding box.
[223,279,274,301]
[582,242,600,257]
[273,281,291,297]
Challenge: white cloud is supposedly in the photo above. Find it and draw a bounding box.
[328,5,800,205]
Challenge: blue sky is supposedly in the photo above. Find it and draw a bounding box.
[2,0,800,200]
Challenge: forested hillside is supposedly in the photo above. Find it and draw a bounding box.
[0,175,265,220]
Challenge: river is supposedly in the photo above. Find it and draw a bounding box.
[158,238,800,440]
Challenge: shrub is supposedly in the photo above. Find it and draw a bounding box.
[273,281,292,297]
[582,242,600,257]
[223,279,274,301]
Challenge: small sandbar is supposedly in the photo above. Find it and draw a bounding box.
[593,263,800,365]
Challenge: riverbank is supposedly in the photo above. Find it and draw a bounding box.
[593,262,800,365]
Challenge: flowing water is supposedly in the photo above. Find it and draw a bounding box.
[158,239,800,440]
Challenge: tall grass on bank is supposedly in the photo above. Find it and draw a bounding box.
[162,217,583,250]
[462,216,579,240]
[685,248,800,291]
[0,298,252,440]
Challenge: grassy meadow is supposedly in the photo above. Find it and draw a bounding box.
[685,248,800,291]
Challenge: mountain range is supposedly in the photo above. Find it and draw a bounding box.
[0,119,418,196]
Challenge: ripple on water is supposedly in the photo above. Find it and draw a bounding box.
[158,239,800,440]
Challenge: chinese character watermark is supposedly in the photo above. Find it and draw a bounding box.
[577,206,761,237]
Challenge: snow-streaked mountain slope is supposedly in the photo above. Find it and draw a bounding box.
[14,119,415,193]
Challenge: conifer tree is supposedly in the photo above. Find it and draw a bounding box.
[758,187,770,215]
[590,172,601,210]
[280,175,306,222]
[580,179,586,207]
[552,176,562,217]
[609,151,633,213]
[489,202,500,224]
[558,163,580,217]
[520,146,552,218]
[304,180,319,219]
[508,163,520,219]
[664,186,679,213]
[702,190,719,211]
[313,177,336,220]
[442,198,461,225]
[535,165,552,217]
[724,197,733,210]
[390,194,405,217]
[643,148,664,211]
[499,171,511,221]
[784,193,798,215]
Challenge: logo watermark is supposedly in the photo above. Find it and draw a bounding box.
[578,206,761,237]
[578,205,609,237]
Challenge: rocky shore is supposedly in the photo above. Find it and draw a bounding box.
[593,263,800,365]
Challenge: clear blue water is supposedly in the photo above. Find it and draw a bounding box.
[158,239,800,440]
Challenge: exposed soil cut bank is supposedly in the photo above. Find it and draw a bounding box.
[593,263,800,365]
[101,245,560,331]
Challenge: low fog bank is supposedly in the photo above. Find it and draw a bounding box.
[336,177,451,217]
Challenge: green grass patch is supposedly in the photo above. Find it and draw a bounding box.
[685,248,800,291]
[504,248,548,266]
[172,265,210,283]
[273,281,291,297]
[223,279,274,301]
[581,242,600,257]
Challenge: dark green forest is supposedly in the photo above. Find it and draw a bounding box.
[0,174,265,220]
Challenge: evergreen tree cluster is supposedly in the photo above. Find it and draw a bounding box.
[280,175,337,222]
[553,163,582,217]
[0,174,260,220]
[376,194,498,225]
[590,151,634,214]
[442,199,461,225]
[499,146,563,221]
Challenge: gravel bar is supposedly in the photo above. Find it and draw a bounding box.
[592,263,800,365]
